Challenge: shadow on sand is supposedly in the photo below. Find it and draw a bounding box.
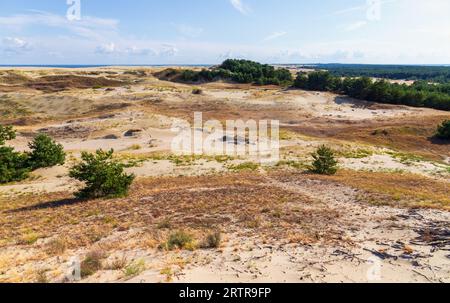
[427,136,450,146]
[8,197,87,213]
[334,96,374,109]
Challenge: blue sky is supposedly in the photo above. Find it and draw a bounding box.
[0,0,449,64]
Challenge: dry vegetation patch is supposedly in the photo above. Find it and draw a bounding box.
[308,170,450,210]
[26,75,126,92]
[0,173,343,251]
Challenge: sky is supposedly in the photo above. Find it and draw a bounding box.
[0,0,449,65]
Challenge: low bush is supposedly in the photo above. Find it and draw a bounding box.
[69,149,135,199]
[201,231,222,249]
[162,231,195,251]
[123,259,146,277]
[0,125,16,145]
[1,126,66,184]
[192,88,203,95]
[310,145,338,175]
[436,120,450,140]
[0,146,29,184]
[27,134,65,170]
[80,251,105,278]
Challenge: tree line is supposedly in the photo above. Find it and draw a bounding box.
[178,59,293,86]
[294,71,450,111]
[308,64,450,83]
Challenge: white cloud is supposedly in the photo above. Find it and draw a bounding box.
[96,43,116,54]
[263,31,287,41]
[2,37,31,54]
[331,0,397,16]
[126,46,156,56]
[96,43,160,57]
[230,0,250,15]
[218,50,248,60]
[0,11,119,41]
[1,2,449,65]
[159,44,179,57]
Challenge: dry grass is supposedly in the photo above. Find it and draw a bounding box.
[286,115,450,162]
[0,173,339,251]
[333,117,450,161]
[310,170,450,210]
[80,250,106,278]
[123,259,146,278]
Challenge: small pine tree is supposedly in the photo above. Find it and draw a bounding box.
[0,125,16,145]
[69,149,135,199]
[0,146,29,184]
[0,126,29,183]
[310,145,338,175]
[27,134,66,169]
[436,120,450,140]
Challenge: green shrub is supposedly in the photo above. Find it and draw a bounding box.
[436,120,450,140]
[162,231,195,251]
[69,149,135,199]
[27,134,65,169]
[0,147,30,183]
[0,126,68,184]
[310,145,338,175]
[123,259,146,277]
[0,125,16,145]
[0,126,29,183]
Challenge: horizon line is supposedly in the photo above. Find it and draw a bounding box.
[1,63,450,68]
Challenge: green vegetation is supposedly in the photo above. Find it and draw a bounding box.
[310,145,338,175]
[19,232,40,245]
[166,59,293,86]
[294,71,450,111]
[436,120,450,140]
[340,148,374,159]
[309,64,450,83]
[0,126,29,183]
[123,259,146,277]
[69,149,135,199]
[1,126,67,184]
[227,162,260,171]
[0,146,29,183]
[192,87,203,95]
[0,125,16,145]
[276,160,307,170]
[159,59,450,110]
[161,231,195,251]
[27,134,66,170]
